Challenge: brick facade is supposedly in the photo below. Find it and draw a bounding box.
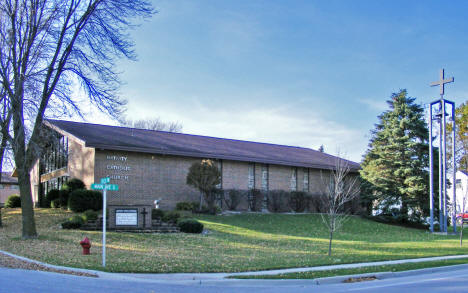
[30,127,359,211]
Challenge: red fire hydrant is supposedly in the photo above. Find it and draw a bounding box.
[80,237,91,255]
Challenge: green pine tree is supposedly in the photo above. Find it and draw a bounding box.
[360,90,431,221]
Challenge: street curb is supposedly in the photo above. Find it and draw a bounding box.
[0,250,105,277]
[312,263,468,285]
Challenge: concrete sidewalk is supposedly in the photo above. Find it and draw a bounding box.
[1,249,468,285]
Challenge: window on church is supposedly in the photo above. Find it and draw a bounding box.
[303,168,309,192]
[261,164,268,192]
[290,167,297,191]
[248,163,255,189]
[40,135,68,175]
[216,160,222,189]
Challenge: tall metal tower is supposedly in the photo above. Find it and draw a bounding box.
[429,69,456,233]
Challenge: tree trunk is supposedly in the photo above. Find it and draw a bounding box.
[401,200,408,221]
[199,192,203,212]
[460,221,464,247]
[17,167,37,239]
[328,230,333,256]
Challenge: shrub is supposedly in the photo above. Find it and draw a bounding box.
[68,189,102,212]
[248,189,264,212]
[51,199,61,208]
[5,194,21,208]
[162,211,180,223]
[224,189,242,211]
[83,209,98,222]
[267,190,290,212]
[43,189,59,208]
[178,218,204,233]
[61,215,84,229]
[308,193,327,213]
[62,178,85,192]
[176,202,195,211]
[152,208,165,220]
[289,191,307,213]
[59,189,70,209]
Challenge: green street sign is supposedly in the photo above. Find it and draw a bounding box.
[91,183,119,191]
[91,183,104,190]
[101,177,110,184]
[105,184,119,191]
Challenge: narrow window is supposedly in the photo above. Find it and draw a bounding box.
[303,168,309,192]
[261,164,268,192]
[216,160,222,189]
[248,163,255,189]
[290,167,297,191]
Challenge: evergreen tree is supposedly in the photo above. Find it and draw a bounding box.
[360,90,430,221]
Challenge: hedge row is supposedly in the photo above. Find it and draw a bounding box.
[176,189,361,214]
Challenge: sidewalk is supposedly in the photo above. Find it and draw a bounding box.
[1,249,468,285]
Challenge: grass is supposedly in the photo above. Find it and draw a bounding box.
[230,257,468,279]
[1,208,468,273]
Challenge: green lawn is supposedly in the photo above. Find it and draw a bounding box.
[0,208,468,273]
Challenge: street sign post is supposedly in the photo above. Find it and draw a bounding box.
[91,177,118,267]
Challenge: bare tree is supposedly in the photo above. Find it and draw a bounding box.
[0,0,152,238]
[320,157,360,256]
[121,117,182,132]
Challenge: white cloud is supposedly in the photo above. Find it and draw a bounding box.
[125,99,366,162]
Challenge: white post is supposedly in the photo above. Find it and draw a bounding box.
[102,187,107,267]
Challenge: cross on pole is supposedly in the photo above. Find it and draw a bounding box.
[430,68,454,96]
[428,68,457,234]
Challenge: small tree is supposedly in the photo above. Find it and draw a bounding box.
[186,160,221,214]
[320,157,360,256]
[459,183,468,247]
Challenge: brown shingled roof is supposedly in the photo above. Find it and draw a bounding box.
[1,172,18,184]
[45,120,360,171]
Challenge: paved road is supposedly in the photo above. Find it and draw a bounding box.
[2,266,468,293]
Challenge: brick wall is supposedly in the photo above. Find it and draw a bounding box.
[33,144,357,211]
[94,150,201,209]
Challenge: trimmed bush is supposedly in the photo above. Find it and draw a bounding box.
[5,194,21,208]
[61,215,84,229]
[59,189,70,209]
[43,189,59,208]
[308,193,327,213]
[83,209,98,222]
[178,218,203,233]
[267,190,290,212]
[224,189,242,211]
[289,191,307,213]
[62,178,85,192]
[176,202,195,211]
[248,189,264,212]
[51,199,61,208]
[68,189,102,212]
[162,211,180,223]
[152,208,164,220]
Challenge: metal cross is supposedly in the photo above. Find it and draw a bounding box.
[430,69,454,96]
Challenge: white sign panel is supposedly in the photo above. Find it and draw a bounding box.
[115,209,138,226]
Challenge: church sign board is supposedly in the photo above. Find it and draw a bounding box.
[115,209,138,226]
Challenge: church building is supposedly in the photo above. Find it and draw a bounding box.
[30,120,360,210]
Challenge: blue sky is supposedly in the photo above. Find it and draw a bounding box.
[90,0,468,162]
